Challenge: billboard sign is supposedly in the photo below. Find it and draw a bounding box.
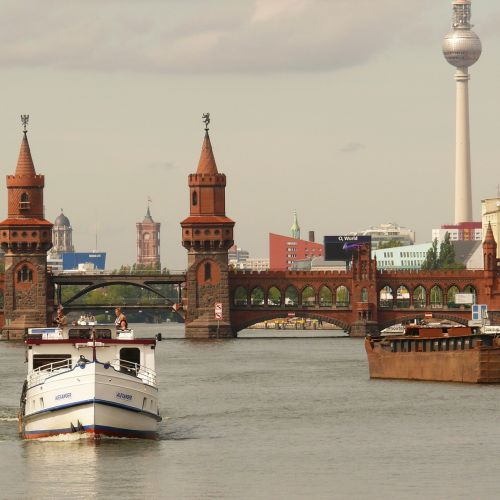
[324,236,371,261]
[62,252,107,271]
[455,293,474,305]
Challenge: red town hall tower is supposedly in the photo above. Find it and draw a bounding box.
[136,205,161,269]
[0,119,53,339]
[181,117,235,338]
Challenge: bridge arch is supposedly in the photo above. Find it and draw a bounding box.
[463,285,477,305]
[396,285,410,308]
[379,285,393,308]
[335,285,350,307]
[267,286,281,306]
[413,285,426,308]
[319,285,333,307]
[430,285,444,308]
[62,281,173,306]
[285,285,299,307]
[233,286,248,306]
[232,311,350,334]
[301,285,315,307]
[250,286,265,306]
[447,285,460,308]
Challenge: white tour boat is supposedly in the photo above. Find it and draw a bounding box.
[19,325,161,440]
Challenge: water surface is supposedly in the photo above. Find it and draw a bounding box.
[1,324,499,499]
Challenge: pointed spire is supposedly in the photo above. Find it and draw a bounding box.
[291,210,301,239]
[484,222,496,244]
[15,132,36,177]
[196,131,218,175]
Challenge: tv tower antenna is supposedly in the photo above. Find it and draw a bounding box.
[442,0,482,224]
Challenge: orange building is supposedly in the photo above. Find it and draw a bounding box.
[269,233,323,270]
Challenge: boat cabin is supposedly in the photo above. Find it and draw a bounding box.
[25,326,157,387]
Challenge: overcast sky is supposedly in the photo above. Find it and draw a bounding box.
[1,0,499,269]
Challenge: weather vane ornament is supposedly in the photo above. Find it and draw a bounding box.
[21,115,29,133]
[202,113,210,131]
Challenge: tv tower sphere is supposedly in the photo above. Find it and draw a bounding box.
[442,0,481,225]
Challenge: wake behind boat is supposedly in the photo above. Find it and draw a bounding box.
[19,325,161,440]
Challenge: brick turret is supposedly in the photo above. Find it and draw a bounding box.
[0,125,53,339]
[181,122,235,338]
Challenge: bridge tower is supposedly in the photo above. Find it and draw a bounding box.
[181,117,235,338]
[350,243,379,337]
[0,119,53,339]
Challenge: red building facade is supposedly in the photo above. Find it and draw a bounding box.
[269,233,323,270]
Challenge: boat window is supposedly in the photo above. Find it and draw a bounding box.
[40,397,44,409]
[119,348,141,375]
[69,328,91,339]
[142,397,147,410]
[33,354,72,370]
[457,339,463,350]
[434,340,440,351]
[465,339,470,349]
[95,329,112,339]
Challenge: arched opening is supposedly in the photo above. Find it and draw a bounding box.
[301,286,315,307]
[17,265,34,283]
[250,287,265,306]
[20,192,30,210]
[396,285,410,308]
[430,285,443,308]
[284,286,298,307]
[204,262,211,281]
[267,286,281,306]
[192,191,198,206]
[336,286,350,308]
[319,286,332,307]
[379,286,393,308]
[361,288,368,303]
[447,285,460,308]
[463,285,477,309]
[234,286,248,306]
[413,286,426,309]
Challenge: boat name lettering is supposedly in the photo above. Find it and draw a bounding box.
[116,392,133,400]
[55,392,72,400]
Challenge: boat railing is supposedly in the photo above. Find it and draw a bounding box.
[27,358,73,388]
[109,359,157,387]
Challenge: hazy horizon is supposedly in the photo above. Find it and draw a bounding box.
[1,0,499,269]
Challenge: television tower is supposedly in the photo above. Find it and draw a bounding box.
[442,0,481,224]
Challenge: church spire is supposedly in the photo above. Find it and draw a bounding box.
[291,210,301,239]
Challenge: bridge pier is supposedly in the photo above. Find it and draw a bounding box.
[350,320,380,338]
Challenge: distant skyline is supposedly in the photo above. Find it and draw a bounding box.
[1,0,500,269]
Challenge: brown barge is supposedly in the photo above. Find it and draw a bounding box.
[365,325,500,383]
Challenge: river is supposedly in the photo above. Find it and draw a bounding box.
[1,324,500,499]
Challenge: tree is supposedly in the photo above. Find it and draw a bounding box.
[378,239,404,249]
[421,238,439,270]
[438,232,464,269]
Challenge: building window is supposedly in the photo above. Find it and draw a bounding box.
[204,262,211,281]
[19,192,30,210]
[17,265,33,283]
[192,191,198,206]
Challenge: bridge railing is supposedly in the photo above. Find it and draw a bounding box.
[50,270,187,276]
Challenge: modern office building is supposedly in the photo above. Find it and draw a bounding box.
[229,244,269,270]
[431,221,482,242]
[269,233,323,270]
[482,198,500,257]
[351,223,415,250]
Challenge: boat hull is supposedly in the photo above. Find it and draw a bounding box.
[21,361,161,439]
[365,338,500,383]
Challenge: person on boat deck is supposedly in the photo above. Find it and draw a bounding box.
[54,307,67,328]
[114,308,127,329]
[119,319,128,331]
